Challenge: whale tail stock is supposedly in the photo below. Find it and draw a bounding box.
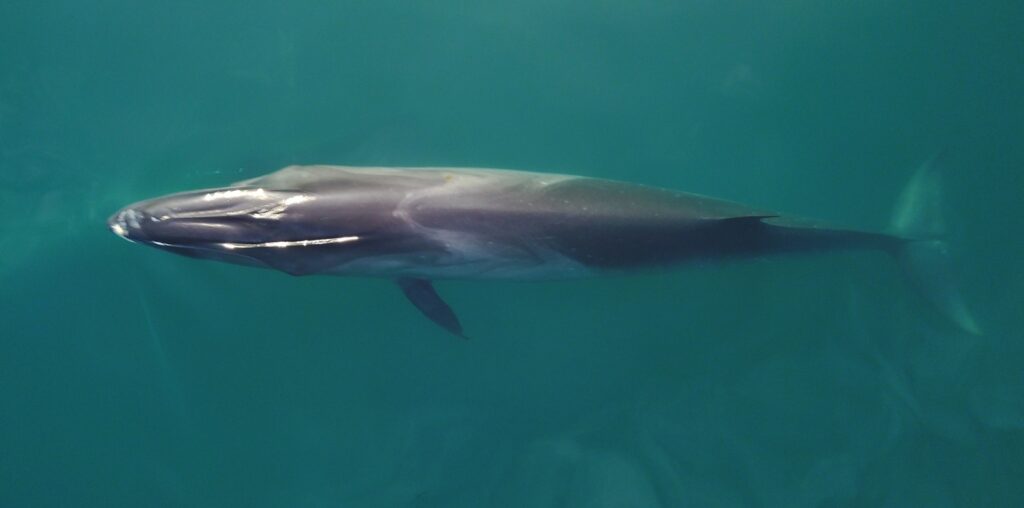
[888,155,982,334]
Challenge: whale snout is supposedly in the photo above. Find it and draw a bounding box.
[108,207,147,242]
[107,205,208,246]
[107,205,202,246]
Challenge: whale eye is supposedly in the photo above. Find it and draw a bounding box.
[248,194,315,220]
[250,204,286,220]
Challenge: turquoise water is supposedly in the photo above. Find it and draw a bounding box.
[3,1,1022,506]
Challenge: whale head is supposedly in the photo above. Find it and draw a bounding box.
[107,185,365,273]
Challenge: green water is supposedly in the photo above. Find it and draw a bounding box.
[2,1,1022,506]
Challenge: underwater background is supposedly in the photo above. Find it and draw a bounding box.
[2,1,1022,506]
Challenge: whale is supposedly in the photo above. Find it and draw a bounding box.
[108,163,980,337]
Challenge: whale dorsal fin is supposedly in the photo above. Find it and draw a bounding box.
[396,278,467,339]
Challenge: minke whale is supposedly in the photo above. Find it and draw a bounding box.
[109,163,980,337]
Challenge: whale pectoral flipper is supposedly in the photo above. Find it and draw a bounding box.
[396,277,467,339]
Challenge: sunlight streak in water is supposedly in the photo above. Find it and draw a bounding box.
[132,277,190,428]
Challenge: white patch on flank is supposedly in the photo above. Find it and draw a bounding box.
[366,170,593,280]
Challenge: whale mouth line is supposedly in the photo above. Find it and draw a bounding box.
[218,235,361,250]
[128,235,362,252]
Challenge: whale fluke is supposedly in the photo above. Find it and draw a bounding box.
[890,156,982,335]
